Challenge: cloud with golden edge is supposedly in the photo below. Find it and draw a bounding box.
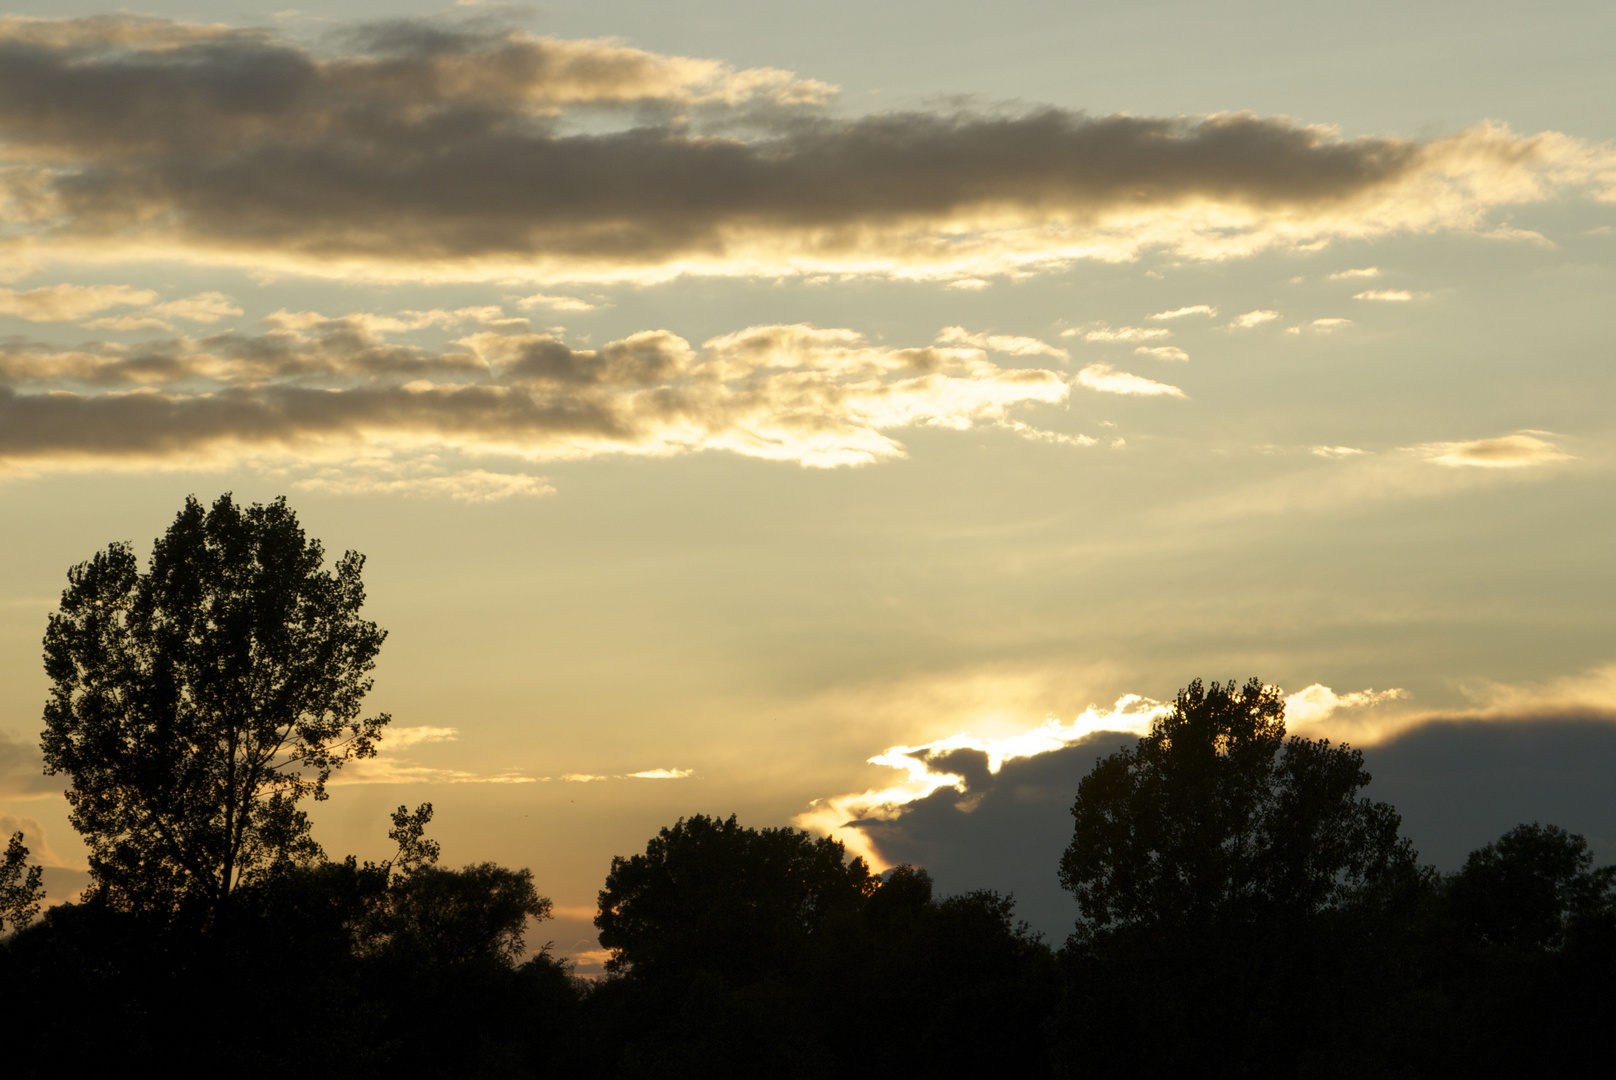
[793,695,1170,869]
[3,16,1614,283]
[1409,431,1572,468]
[1330,267,1381,279]
[1134,345,1189,362]
[797,680,1430,869]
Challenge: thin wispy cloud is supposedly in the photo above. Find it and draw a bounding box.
[1354,289,1424,301]
[1330,267,1381,279]
[1409,432,1571,468]
[1148,304,1216,320]
[3,17,1614,283]
[1134,345,1189,362]
[1072,326,1171,343]
[1075,363,1185,397]
[934,326,1068,359]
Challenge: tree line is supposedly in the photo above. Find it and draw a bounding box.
[3,496,1613,1078]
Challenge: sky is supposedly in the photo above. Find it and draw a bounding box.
[1,1,1614,966]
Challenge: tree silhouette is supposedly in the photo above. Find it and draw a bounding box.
[1446,821,1616,951]
[1,832,45,932]
[1056,678,1424,1077]
[40,494,389,917]
[596,813,875,981]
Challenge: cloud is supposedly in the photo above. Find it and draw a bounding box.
[518,292,598,313]
[0,814,68,868]
[380,725,461,749]
[794,695,1169,869]
[0,730,55,800]
[1296,317,1352,332]
[1072,326,1171,343]
[0,284,156,321]
[1409,431,1571,468]
[151,291,243,323]
[0,320,1077,476]
[1133,345,1188,362]
[1310,445,1370,458]
[1329,267,1380,279]
[3,17,1614,282]
[934,326,1067,359]
[1228,309,1280,329]
[293,467,555,502]
[1075,363,1185,397]
[1147,304,1216,320]
[1354,289,1422,301]
[802,695,1616,940]
[562,769,691,781]
[1283,684,1410,725]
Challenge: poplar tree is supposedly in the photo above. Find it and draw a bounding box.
[40,494,389,917]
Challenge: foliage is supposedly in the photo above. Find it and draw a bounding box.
[1,831,46,932]
[40,493,389,916]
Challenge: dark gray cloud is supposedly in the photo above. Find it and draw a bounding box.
[3,16,1591,280]
[852,716,1616,942]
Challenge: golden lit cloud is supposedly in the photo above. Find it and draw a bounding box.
[1075,363,1185,397]
[3,17,1614,283]
[1073,326,1172,343]
[1134,345,1189,361]
[1409,431,1572,468]
[1148,304,1217,320]
[1354,289,1423,301]
[1228,309,1280,329]
[0,283,155,322]
[1310,445,1370,458]
[934,326,1068,359]
[1329,267,1381,279]
[1283,684,1410,725]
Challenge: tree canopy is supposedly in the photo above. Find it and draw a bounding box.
[40,493,390,916]
[1060,676,1417,936]
[595,813,876,981]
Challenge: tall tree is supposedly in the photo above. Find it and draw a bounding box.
[40,494,389,916]
[1056,678,1425,1078]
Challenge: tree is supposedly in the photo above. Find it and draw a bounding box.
[1055,678,1425,1078]
[1,831,45,932]
[596,813,876,981]
[1060,677,1416,936]
[1445,822,1616,952]
[40,494,389,917]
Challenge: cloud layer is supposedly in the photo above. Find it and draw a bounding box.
[2,16,1614,282]
[0,316,1082,479]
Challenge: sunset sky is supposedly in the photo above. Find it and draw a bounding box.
[2,1,1614,966]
